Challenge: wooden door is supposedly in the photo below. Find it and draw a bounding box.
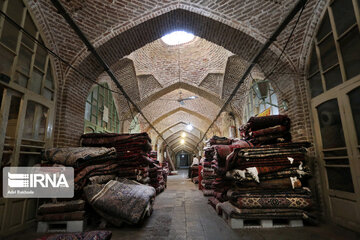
[312,79,360,231]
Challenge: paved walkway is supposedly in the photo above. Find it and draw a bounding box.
[7,170,360,240]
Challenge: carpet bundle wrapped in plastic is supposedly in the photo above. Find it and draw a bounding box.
[84,179,156,226]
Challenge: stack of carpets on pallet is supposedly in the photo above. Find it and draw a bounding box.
[240,115,291,145]
[190,165,199,183]
[201,146,217,196]
[148,151,166,194]
[207,138,253,209]
[162,159,169,186]
[80,133,153,185]
[42,147,118,192]
[37,200,86,222]
[218,142,312,221]
[84,179,156,226]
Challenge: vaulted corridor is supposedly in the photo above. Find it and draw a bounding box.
[1,0,360,239]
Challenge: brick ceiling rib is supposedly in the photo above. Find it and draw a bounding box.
[173,145,196,154]
[144,108,213,133]
[152,110,211,134]
[166,130,200,144]
[166,133,200,150]
[142,102,217,128]
[161,123,203,140]
[137,81,225,109]
[169,139,198,151]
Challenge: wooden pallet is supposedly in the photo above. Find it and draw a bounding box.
[37,220,86,233]
[222,211,303,229]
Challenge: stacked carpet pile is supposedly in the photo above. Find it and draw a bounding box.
[42,147,118,192]
[207,138,253,206]
[240,115,291,145]
[201,146,217,196]
[190,166,199,183]
[148,151,166,194]
[162,158,169,186]
[80,132,153,185]
[37,200,86,222]
[206,116,314,224]
[40,132,158,228]
[219,142,312,221]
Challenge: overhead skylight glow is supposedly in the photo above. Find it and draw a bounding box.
[186,124,193,131]
[161,31,195,45]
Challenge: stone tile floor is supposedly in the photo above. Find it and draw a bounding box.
[6,170,360,240]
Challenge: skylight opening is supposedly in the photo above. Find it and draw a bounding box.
[161,31,195,45]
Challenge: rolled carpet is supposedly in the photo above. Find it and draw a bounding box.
[84,179,156,224]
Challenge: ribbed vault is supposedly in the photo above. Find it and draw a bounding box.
[28,1,325,149]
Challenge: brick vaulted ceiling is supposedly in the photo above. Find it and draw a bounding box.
[26,0,328,153]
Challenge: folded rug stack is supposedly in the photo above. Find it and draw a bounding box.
[80,132,154,185]
[205,138,253,206]
[147,152,166,194]
[190,165,199,180]
[220,141,313,220]
[213,140,254,172]
[37,200,86,222]
[162,159,169,186]
[240,115,291,145]
[42,147,118,192]
[84,179,156,226]
[201,144,218,196]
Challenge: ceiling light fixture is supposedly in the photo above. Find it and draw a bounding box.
[186,123,193,131]
[180,139,185,144]
[181,132,187,138]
